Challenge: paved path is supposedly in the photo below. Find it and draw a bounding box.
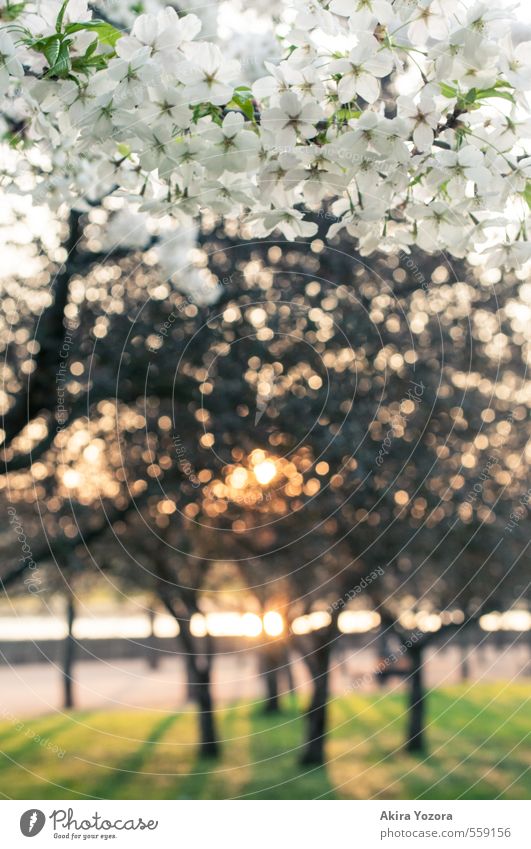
[0,645,528,719]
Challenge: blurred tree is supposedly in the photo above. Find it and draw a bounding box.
[1,207,530,768]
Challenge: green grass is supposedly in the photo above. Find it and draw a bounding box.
[0,681,529,800]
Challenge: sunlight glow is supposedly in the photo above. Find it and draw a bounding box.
[63,469,81,489]
[480,610,531,632]
[229,466,248,489]
[263,611,284,637]
[188,612,265,638]
[190,613,208,637]
[254,460,276,485]
[241,612,263,638]
[338,610,381,633]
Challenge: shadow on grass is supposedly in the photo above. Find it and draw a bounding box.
[176,703,245,800]
[0,713,91,763]
[90,712,180,798]
[241,699,336,799]
[1,684,528,800]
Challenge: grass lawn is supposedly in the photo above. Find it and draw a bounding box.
[0,681,529,800]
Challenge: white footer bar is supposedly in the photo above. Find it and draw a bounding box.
[3,800,530,848]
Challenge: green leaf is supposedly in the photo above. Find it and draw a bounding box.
[229,87,256,122]
[475,86,515,104]
[2,129,23,147]
[523,181,531,210]
[40,35,61,69]
[335,107,361,122]
[64,20,122,46]
[71,42,107,74]
[192,102,223,125]
[84,38,98,58]
[55,0,70,33]
[34,35,73,78]
[47,39,71,77]
[3,2,26,20]
[456,88,482,111]
[229,92,255,122]
[408,172,425,188]
[440,83,457,98]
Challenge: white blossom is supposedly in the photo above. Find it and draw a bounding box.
[200,111,260,177]
[176,43,240,106]
[261,92,323,148]
[329,36,394,105]
[0,0,530,270]
[398,95,439,152]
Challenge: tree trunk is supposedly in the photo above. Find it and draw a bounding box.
[284,646,295,694]
[300,633,331,766]
[406,644,426,753]
[158,589,220,758]
[195,664,218,757]
[2,209,81,450]
[185,654,198,702]
[182,646,218,757]
[63,593,76,710]
[376,626,392,688]
[260,641,281,713]
[460,643,470,681]
[146,609,159,670]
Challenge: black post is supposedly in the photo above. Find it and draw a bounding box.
[63,592,76,710]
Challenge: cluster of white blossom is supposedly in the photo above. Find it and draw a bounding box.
[1,0,531,268]
[90,0,221,39]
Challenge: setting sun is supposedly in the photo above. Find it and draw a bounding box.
[263,611,284,637]
[254,460,276,486]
